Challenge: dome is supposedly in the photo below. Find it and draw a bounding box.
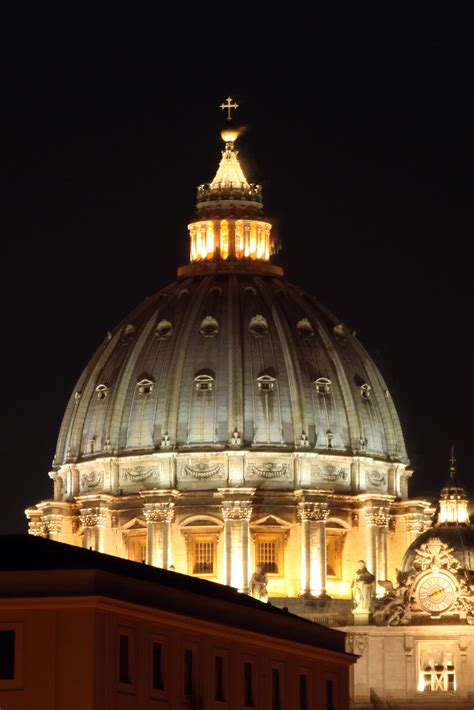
[55,266,407,465]
[402,525,474,573]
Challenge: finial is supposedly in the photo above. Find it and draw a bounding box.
[220,96,239,121]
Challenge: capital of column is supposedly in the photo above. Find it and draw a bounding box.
[143,501,175,524]
[364,506,390,527]
[405,513,425,533]
[297,501,330,522]
[42,514,63,535]
[221,501,252,521]
[80,506,107,528]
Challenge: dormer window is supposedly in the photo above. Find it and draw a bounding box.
[297,318,314,339]
[156,319,173,340]
[333,324,345,340]
[257,374,276,392]
[194,370,215,391]
[249,315,268,337]
[122,323,136,339]
[95,384,108,400]
[199,316,219,337]
[360,383,371,400]
[137,378,155,395]
[315,377,332,395]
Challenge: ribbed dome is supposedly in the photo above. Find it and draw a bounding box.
[402,525,474,573]
[54,262,407,466]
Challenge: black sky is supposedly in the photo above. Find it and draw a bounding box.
[2,24,473,533]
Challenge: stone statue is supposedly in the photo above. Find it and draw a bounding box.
[248,565,268,603]
[351,560,375,611]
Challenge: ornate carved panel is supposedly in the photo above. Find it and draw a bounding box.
[247,462,290,479]
[121,465,160,484]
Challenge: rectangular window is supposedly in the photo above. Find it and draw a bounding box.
[326,532,344,578]
[119,634,131,684]
[215,655,225,701]
[254,532,284,576]
[418,643,456,692]
[299,674,308,710]
[0,630,15,681]
[272,668,281,710]
[194,540,214,574]
[184,649,193,696]
[244,661,254,707]
[152,641,164,691]
[326,679,334,710]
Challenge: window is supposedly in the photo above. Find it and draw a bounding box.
[418,644,456,692]
[326,530,345,579]
[257,374,276,391]
[187,533,218,576]
[119,634,131,685]
[315,377,331,395]
[215,655,225,701]
[184,649,194,696]
[156,319,173,339]
[194,370,215,391]
[360,383,371,400]
[326,679,334,710]
[137,377,154,395]
[297,318,314,339]
[299,674,308,710]
[95,383,108,400]
[199,315,219,337]
[0,630,15,681]
[249,314,268,337]
[272,668,281,710]
[244,662,254,708]
[152,641,164,691]
[126,532,147,563]
[255,533,284,576]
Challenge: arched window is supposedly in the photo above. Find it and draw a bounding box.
[194,370,215,392]
[95,383,108,400]
[314,377,332,395]
[199,316,219,337]
[249,314,268,337]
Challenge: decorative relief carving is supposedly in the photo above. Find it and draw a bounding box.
[312,463,348,483]
[80,469,103,490]
[247,462,289,479]
[121,466,159,483]
[346,633,368,655]
[182,463,223,479]
[43,515,63,534]
[28,520,46,536]
[80,507,107,528]
[222,502,252,521]
[366,470,387,488]
[297,501,330,522]
[364,507,390,527]
[405,514,424,534]
[143,502,175,524]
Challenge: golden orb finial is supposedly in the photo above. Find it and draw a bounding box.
[221,126,240,143]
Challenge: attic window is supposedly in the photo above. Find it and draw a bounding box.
[96,384,108,400]
[257,374,276,392]
[199,316,219,337]
[249,315,268,337]
[333,324,345,340]
[194,372,215,391]
[156,319,173,340]
[360,383,371,400]
[137,378,155,395]
[297,318,314,339]
[315,377,332,395]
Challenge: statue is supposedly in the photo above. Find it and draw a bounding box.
[248,565,268,603]
[351,560,375,611]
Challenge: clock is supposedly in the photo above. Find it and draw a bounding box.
[415,571,457,614]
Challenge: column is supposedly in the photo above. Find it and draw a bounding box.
[297,499,329,597]
[375,508,390,586]
[143,501,176,568]
[297,502,312,597]
[49,471,64,501]
[363,508,377,581]
[79,507,107,551]
[313,502,330,597]
[221,500,252,592]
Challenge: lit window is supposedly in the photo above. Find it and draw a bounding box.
[194,540,214,574]
[95,383,108,400]
[326,529,345,579]
[255,533,283,575]
[156,319,173,339]
[200,315,219,337]
[418,644,456,693]
[125,532,147,563]
[315,377,332,395]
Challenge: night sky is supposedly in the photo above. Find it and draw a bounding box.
[3,27,473,534]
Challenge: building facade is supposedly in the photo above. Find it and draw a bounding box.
[25,105,474,707]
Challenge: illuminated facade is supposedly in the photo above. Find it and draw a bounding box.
[26,105,474,707]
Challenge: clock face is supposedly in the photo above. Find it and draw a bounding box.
[416,572,457,614]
